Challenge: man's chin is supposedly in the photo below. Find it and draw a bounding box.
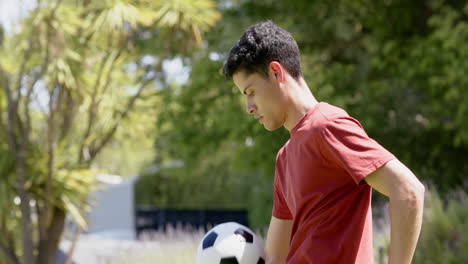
[263,121,282,131]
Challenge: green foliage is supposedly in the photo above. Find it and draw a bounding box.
[358,2,468,191]
[413,188,468,264]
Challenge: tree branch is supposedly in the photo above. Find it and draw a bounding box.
[15,155,34,264]
[23,72,42,140]
[100,50,123,95]
[13,45,33,118]
[52,0,64,15]
[1,47,33,264]
[23,0,54,134]
[64,224,82,264]
[0,68,18,156]
[39,6,58,244]
[78,50,111,163]
[78,47,121,163]
[37,200,48,254]
[2,75,34,264]
[59,90,75,142]
[44,83,59,243]
[88,75,157,162]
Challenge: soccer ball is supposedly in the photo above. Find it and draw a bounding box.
[196,222,265,264]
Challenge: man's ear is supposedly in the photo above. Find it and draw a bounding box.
[269,61,285,83]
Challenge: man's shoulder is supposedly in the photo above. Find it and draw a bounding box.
[299,102,350,133]
[310,103,367,139]
[314,102,350,123]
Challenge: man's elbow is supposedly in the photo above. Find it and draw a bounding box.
[397,179,425,209]
[412,179,425,203]
[416,181,425,199]
[411,185,425,213]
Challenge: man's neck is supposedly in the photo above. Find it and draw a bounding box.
[283,78,318,131]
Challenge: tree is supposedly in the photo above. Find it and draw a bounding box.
[0,0,220,263]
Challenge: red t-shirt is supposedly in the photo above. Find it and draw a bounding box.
[273,102,395,264]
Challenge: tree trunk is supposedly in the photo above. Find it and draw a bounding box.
[15,150,35,264]
[0,243,20,264]
[64,225,82,264]
[36,207,66,264]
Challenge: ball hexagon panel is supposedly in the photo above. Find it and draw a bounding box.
[203,231,219,249]
[220,257,239,264]
[234,228,253,243]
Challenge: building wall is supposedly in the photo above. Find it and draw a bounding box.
[87,176,137,240]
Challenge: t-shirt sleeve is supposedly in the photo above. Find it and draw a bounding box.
[272,154,293,220]
[272,180,293,220]
[319,116,396,184]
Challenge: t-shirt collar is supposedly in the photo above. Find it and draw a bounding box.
[290,102,322,135]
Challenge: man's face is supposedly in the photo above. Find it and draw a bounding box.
[233,70,287,131]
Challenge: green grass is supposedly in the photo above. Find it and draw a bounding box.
[112,226,204,264]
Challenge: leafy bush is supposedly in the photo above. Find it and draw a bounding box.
[374,188,468,264]
[413,188,468,264]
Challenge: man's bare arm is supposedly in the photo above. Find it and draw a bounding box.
[265,216,293,264]
[365,159,425,264]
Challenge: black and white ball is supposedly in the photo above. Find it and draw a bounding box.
[196,222,265,264]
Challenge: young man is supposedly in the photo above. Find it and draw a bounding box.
[223,21,425,264]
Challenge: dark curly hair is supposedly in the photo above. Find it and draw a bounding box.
[223,20,303,80]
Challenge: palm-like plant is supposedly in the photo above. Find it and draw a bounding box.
[0,0,220,264]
